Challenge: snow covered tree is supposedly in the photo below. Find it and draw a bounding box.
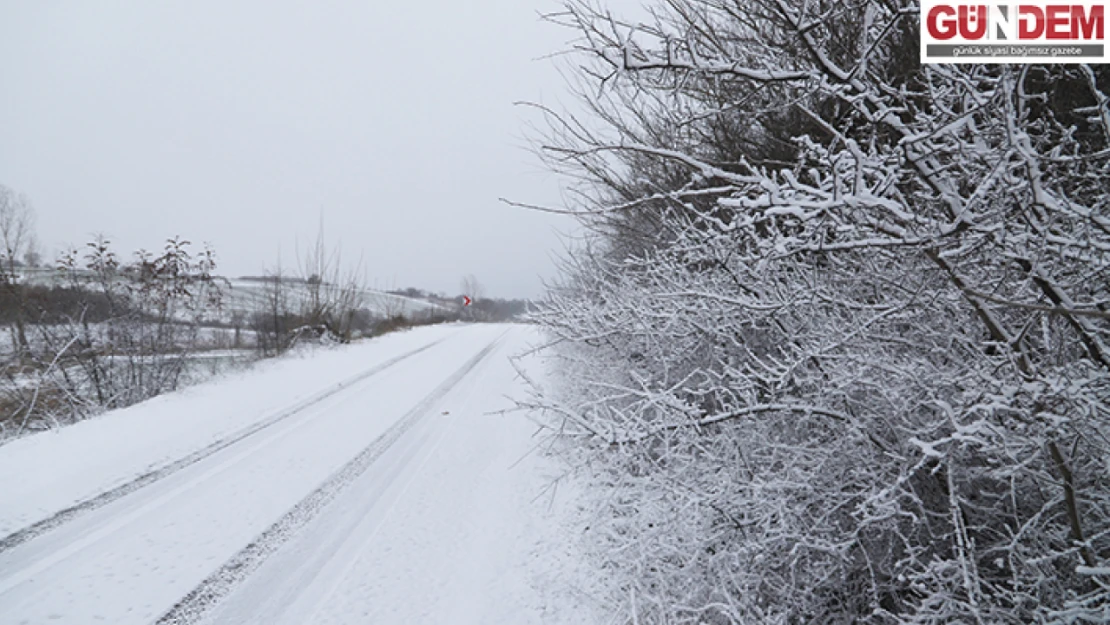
[0,185,37,354]
[529,1,1110,621]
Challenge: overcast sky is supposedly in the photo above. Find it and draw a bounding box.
[0,1,605,298]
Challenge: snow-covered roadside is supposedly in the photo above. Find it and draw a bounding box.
[0,323,463,537]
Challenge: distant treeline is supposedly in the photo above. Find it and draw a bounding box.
[0,284,116,325]
[386,287,530,322]
[467,297,528,321]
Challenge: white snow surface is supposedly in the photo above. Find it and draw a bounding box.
[0,323,603,624]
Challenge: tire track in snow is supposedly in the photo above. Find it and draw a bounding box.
[0,336,447,554]
[155,331,507,625]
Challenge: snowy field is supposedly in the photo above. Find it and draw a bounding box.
[0,323,604,624]
[222,279,450,322]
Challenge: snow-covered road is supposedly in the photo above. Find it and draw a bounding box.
[0,324,598,625]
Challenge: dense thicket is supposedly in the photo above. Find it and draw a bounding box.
[530,1,1110,622]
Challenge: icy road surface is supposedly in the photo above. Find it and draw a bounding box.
[0,324,600,624]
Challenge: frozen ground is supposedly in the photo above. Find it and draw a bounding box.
[0,323,605,624]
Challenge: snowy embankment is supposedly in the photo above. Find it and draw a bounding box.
[0,323,604,624]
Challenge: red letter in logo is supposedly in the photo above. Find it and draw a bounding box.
[1018,5,1045,39]
[959,5,988,39]
[1046,5,1071,39]
[928,5,959,39]
[1072,5,1104,39]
